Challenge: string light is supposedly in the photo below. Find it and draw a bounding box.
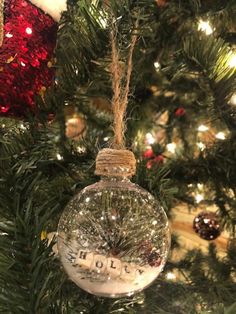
[154,61,160,70]
[215,132,225,140]
[76,146,86,153]
[197,183,204,190]
[197,142,206,151]
[198,19,213,35]
[198,124,209,132]
[229,93,236,105]
[0,232,8,235]
[146,132,155,145]
[195,194,204,203]
[166,272,176,280]
[56,153,63,161]
[166,142,176,153]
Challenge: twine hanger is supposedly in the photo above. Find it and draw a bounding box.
[95,16,139,178]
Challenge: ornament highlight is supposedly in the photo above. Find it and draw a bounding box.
[193,211,221,241]
[58,149,170,298]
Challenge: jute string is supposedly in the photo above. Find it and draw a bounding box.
[0,0,4,47]
[95,17,138,177]
[111,20,138,149]
[95,148,136,177]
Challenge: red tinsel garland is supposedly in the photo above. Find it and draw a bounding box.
[0,0,58,117]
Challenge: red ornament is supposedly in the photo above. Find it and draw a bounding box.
[143,148,155,159]
[175,107,186,117]
[146,155,164,169]
[0,0,58,117]
[154,155,164,163]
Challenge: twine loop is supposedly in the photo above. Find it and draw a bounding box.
[95,14,139,178]
[95,148,136,177]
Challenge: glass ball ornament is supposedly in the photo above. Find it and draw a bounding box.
[57,176,170,298]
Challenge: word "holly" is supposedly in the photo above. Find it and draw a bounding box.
[69,250,147,282]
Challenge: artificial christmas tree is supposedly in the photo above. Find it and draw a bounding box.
[0,0,236,313]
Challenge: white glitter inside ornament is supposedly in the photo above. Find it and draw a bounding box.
[57,176,170,298]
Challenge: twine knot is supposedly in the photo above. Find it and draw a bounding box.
[95,148,136,177]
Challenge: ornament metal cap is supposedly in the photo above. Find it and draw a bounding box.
[95,148,136,177]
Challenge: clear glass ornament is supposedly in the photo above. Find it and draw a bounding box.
[57,176,170,298]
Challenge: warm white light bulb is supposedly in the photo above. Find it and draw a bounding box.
[197,183,204,190]
[154,61,160,70]
[229,93,236,105]
[197,142,206,151]
[198,19,213,35]
[195,194,204,203]
[166,143,176,154]
[166,272,176,280]
[198,125,209,132]
[146,133,155,145]
[215,132,225,140]
[56,153,63,161]
[76,146,86,153]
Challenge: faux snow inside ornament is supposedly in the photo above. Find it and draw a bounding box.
[57,18,170,298]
